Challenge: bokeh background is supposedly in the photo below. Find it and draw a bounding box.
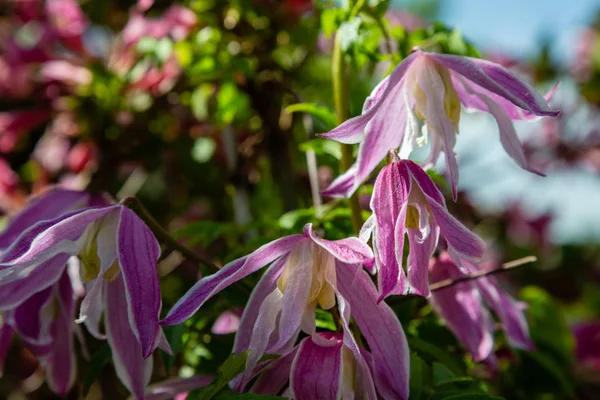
[1,0,599,399]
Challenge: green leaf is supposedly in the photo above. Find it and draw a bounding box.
[174,220,233,247]
[432,362,457,386]
[299,138,342,160]
[191,352,250,400]
[315,308,337,331]
[162,323,186,371]
[136,36,158,54]
[437,394,500,400]
[278,208,315,230]
[285,103,337,130]
[407,337,465,377]
[320,9,341,37]
[409,352,427,400]
[191,84,214,121]
[83,344,112,396]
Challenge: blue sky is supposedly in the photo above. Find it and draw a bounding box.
[397,0,600,61]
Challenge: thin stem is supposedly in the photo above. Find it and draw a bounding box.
[121,197,250,295]
[429,255,537,291]
[332,31,363,233]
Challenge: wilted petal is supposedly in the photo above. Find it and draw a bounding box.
[117,207,161,359]
[429,53,559,117]
[336,263,410,399]
[161,234,304,326]
[0,189,89,250]
[105,275,153,399]
[305,224,374,265]
[290,336,342,400]
[133,376,213,400]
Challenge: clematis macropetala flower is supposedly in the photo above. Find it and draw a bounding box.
[0,189,170,398]
[162,224,410,399]
[360,156,486,300]
[321,48,560,199]
[429,252,534,363]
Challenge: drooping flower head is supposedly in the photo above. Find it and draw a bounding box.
[321,49,560,199]
[361,157,486,300]
[0,189,170,398]
[162,224,410,399]
[429,252,534,363]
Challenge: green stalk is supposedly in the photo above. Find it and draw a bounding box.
[332,32,364,233]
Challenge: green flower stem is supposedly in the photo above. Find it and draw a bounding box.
[333,32,364,233]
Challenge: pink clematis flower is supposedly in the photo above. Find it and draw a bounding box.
[0,189,171,399]
[321,49,560,199]
[429,252,534,362]
[162,224,410,399]
[360,157,486,300]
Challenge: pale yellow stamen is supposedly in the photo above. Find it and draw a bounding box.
[277,242,337,310]
[79,236,101,283]
[405,205,420,230]
[102,260,121,282]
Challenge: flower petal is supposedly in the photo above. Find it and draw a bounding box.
[319,52,419,144]
[406,226,439,297]
[371,163,411,300]
[105,274,153,399]
[0,188,89,250]
[305,224,374,265]
[0,254,68,310]
[117,207,162,359]
[161,234,304,326]
[336,263,410,399]
[10,286,54,347]
[429,53,560,117]
[250,349,297,395]
[290,336,343,400]
[133,376,213,400]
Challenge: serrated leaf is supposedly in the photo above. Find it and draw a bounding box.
[285,103,337,130]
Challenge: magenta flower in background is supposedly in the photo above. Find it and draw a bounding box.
[429,252,534,363]
[573,321,600,371]
[321,49,559,199]
[0,189,171,398]
[162,224,410,399]
[360,157,485,300]
[0,110,51,153]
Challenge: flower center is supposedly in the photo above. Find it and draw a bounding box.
[409,55,462,135]
[277,242,337,310]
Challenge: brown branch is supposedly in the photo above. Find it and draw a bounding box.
[430,256,538,292]
[120,197,250,295]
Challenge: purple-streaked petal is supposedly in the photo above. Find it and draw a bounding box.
[426,199,485,260]
[133,376,213,400]
[429,53,560,117]
[405,160,445,206]
[0,322,13,376]
[320,165,357,198]
[0,254,68,310]
[472,273,534,350]
[406,226,439,297]
[105,274,153,399]
[10,287,54,347]
[414,57,459,199]
[476,92,543,176]
[371,162,411,301]
[430,257,495,361]
[161,234,304,326]
[290,336,342,400]
[334,291,377,399]
[117,207,161,359]
[45,272,76,395]
[305,224,374,264]
[233,257,286,354]
[0,188,90,250]
[319,52,419,144]
[250,348,297,395]
[0,206,118,281]
[272,240,313,351]
[336,263,410,399]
